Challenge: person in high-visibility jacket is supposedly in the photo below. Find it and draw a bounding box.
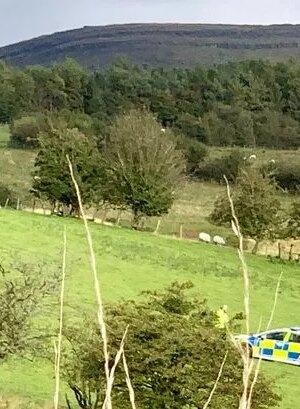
[215,305,229,329]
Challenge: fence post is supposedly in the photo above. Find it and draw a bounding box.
[116,209,122,226]
[154,219,161,235]
[17,198,20,210]
[179,223,183,240]
[289,243,294,261]
[4,198,9,208]
[278,242,282,259]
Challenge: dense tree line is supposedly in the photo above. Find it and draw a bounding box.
[2,57,300,149]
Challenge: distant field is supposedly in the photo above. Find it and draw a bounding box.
[0,209,299,408]
[209,146,300,167]
[0,125,35,204]
[0,124,297,241]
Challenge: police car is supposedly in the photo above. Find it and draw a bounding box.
[236,327,300,366]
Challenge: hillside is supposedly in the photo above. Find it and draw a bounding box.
[0,209,299,408]
[1,23,300,68]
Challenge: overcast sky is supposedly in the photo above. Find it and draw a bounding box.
[1,0,300,47]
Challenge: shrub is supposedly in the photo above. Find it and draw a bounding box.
[176,135,207,175]
[286,200,300,239]
[269,161,300,192]
[210,169,282,252]
[63,282,279,409]
[0,183,17,208]
[102,110,185,229]
[0,263,57,358]
[32,125,102,215]
[10,115,41,148]
[195,150,246,183]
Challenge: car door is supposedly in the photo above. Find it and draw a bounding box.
[286,332,300,364]
[258,331,287,361]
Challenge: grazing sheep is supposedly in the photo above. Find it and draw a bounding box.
[270,159,276,164]
[249,154,257,160]
[199,232,211,243]
[213,235,226,246]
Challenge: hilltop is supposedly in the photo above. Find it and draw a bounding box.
[1,23,300,68]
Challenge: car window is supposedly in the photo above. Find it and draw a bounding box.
[289,333,300,343]
[265,332,286,341]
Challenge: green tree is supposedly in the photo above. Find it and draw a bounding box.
[0,183,17,208]
[203,104,255,147]
[196,150,247,183]
[211,169,282,252]
[26,65,67,112]
[286,201,300,239]
[0,263,57,359]
[270,160,300,192]
[102,110,184,228]
[10,115,42,148]
[176,135,207,176]
[32,124,102,214]
[54,58,89,111]
[63,283,279,409]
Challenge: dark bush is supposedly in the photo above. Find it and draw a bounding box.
[0,183,17,208]
[286,200,300,239]
[10,115,41,148]
[195,150,246,183]
[269,161,300,192]
[0,263,57,358]
[176,135,207,175]
[174,112,208,143]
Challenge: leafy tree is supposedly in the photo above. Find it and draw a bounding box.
[26,65,67,112]
[203,104,255,147]
[176,135,207,175]
[211,169,282,252]
[195,150,247,183]
[286,201,300,239]
[174,113,207,142]
[63,282,279,409]
[10,115,42,148]
[102,110,184,228]
[0,263,57,359]
[0,183,17,208]
[253,110,300,148]
[32,124,102,214]
[269,161,300,192]
[54,58,90,111]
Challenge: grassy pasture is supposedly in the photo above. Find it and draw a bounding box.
[0,209,299,408]
[0,124,297,242]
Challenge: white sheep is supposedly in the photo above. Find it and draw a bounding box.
[199,232,211,243]
[249,154,257,160]
[270,159,276,164]
[213,235,226,246]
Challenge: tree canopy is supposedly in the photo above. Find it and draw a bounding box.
[101,110,184,227]
[211,169,282,249]
[1,58,300,150]
[63,282,279,409]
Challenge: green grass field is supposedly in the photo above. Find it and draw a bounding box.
[0,209,299,408]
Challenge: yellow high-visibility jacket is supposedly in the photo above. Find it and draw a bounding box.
[215,309,229,329]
